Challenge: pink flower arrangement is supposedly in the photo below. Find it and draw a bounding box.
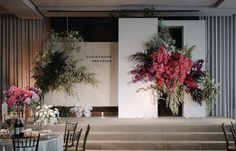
[131,46,193,94]
[131,64,155,83]
[152,46,192,95]
[25,86,41,103]
[129,23,215,114]
[4,85,41,109]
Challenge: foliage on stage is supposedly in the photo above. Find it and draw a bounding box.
[51,106,73,117]
[129,21,218,115]
[32,31,98,96]
[203,74,218,114]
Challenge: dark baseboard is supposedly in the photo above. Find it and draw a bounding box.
[92,106,118,116]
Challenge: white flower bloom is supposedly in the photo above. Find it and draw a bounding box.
[35,104,59,125]
[51,113,55,117]
[70,104,93,118]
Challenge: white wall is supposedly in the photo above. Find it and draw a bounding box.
[118,18,158,118]
[163,21,207,117]
[44,42,118,106]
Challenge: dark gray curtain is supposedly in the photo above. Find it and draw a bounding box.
[200,14,236,118]
[0,15,46,102]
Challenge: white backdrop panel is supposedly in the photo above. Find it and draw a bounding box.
[118,18,158,118]
[162,20,206,117]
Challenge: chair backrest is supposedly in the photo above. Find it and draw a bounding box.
[230,127,236,146]
[231,121,236,132]
[222,123,230,150]
[12,134,40,151]
[64,121,78,143]
[75,129,83,151]
[82,124,90,151]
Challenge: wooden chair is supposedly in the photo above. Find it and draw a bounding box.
[231,121,236,132]
[64,121,78,148]
[230,127,236,147]
[222,123,236,151]
[66,128,83,151]
[78,124,90,151]
[12,134,40,151]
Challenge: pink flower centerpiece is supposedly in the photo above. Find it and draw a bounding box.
[4,85,41,114]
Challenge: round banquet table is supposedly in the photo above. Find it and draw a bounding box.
[0,134,63,151]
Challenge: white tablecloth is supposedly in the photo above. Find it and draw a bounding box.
[0,135,63,151]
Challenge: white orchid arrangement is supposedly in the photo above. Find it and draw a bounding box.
[70,105,93,117]
[35,105,59,125]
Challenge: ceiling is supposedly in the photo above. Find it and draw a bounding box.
[0,0,236,19]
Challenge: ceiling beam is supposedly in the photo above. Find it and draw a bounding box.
[215,0,225,7]
[38,6,212,12]
[0,0,43,19]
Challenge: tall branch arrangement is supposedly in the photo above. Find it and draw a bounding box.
[32,31,98,96]
[129,22,217,114]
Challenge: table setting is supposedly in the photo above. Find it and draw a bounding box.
[0,128,63,151]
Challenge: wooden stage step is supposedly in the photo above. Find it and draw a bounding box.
[87,150,226,151]
[31,117,236,150]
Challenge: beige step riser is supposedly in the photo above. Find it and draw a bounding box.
[40,124,232,133]
[86,150,226,151]
[89,125,223,132]
[86,133,229,141]
[86,142,229,150]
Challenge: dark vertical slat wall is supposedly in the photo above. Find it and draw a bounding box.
[200,14,236,118]
[0,15,46,102]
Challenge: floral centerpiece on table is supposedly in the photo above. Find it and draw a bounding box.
[25,86,42,121]
[129,22,217,114]
[35,105,59,125]
[25,86,41,105]
[4,114,18,129]
[5,86,31,109]
[1,114,18,136]
[4,85,41,116]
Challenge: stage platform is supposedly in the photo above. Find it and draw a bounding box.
[33,117,236,150]
[58,116,235,125]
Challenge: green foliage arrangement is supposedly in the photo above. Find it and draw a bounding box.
[203,73,218,114]
[143,6,158,17]
[51,106,74,117]
[32,31,98,96]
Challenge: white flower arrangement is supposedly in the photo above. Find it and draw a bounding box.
[70,105,93,117]
[35,105,59,125]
